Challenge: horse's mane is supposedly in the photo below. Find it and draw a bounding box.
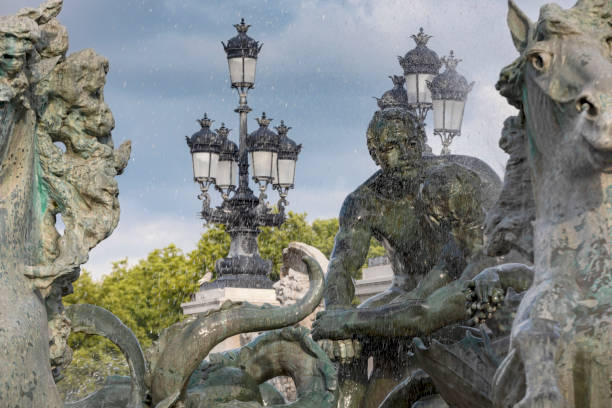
[484,116,535,262]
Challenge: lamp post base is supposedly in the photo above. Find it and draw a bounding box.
[210,254,274,289]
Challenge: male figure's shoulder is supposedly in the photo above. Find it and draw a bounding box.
[419,157,491,224]
[338,170,382,227]
[420,155,501,212]
[421,158,480,195]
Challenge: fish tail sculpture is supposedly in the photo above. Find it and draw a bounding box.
[148,249,326,406]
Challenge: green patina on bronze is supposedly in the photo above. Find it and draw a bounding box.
[1,1,609,407]
[182,326,337,408]
[490,1,612,407]
[312,80,503,407]
[148,254,330,406]
[0,1,130,406]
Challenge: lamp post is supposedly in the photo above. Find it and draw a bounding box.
[186,114,222,193]
[398,28,442,124]
[398,28,473,155]
[274,120,301,203]
[427,51,474,155]
[186,20,300,289]
[215,124,239,200]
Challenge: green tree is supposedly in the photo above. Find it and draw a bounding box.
[94,245,198,347]
[365,237,386,264]
[187,213,384,281]
[63,271,104,350]
[311,218,339,258]
[61,246,200,400]
[258,211,318,280]
[186,212,346,281]
[61,270,128,401]
[187,224,231,280]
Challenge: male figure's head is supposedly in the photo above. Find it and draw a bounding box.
[366,107,423,176]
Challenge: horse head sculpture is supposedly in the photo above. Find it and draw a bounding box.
[492,1,612,407]
[499,0,612,178]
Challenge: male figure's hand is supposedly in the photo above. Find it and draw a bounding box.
[471,266,504,304]
[317,338,362,365]
[466,263,533,324]
[465,271,504,325]
[312,308,362,364]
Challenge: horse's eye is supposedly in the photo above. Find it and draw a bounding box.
[528,51,551,72]
[606,37,612,58]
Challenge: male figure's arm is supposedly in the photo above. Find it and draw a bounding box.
[313,278,472,340]
[314,169,486,340]
[324,192,372,309]
[312,264,532,340]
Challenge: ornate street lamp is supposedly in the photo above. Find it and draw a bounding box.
[398,28,442,123]
[427,51,474,155]
[274,120,301,204]
[247,112,279,192]
[186,114,222,200]
[396,29,474,155]
[215,124,238,199]
[186,21,300,289]
[222,18,262,90]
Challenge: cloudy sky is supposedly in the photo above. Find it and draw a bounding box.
[3,0,575,279]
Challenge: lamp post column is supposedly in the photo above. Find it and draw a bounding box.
[215,91,273,288]
[236,91,251,192]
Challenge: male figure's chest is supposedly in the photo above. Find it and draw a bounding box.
[370,196,443,258]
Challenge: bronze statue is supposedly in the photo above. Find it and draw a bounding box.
[312,77,502,407]
[4,0,609,406]
[0,1,130,406]
[487,1,612,407]
[62,244,336,408]
[416,1,612,407]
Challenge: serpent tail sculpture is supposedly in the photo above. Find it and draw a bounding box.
[56,244,333,408]
[185,326,337,407]
[148,251,326,406]
[64,304,148,408]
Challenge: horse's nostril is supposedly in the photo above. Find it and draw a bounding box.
[576,96,599,118]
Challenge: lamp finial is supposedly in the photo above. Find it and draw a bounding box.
[256,112,273,127]
[197,113,213,128]
[411,27,432,47]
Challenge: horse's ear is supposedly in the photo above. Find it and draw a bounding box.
[507,0,533,53]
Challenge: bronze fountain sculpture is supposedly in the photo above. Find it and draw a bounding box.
[391,1,612,407]
[0,0,130,405]
[0,0,610,407]
[0,2,337,407]
[314,1,612,407]
[491,1,612,406]
[310,75,503,407]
